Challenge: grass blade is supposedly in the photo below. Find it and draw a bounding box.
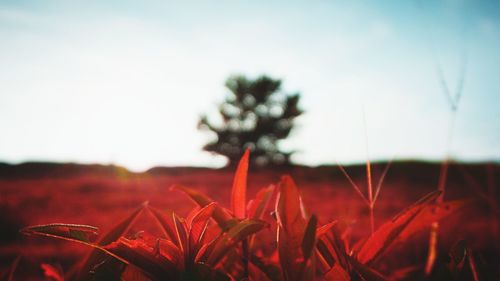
[336,162,369,206]
[21,223,129,265]
[372,159,393,205]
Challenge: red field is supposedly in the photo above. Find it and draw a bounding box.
[0,161,498,280]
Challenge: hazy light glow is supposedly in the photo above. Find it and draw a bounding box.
[1,0,499,171]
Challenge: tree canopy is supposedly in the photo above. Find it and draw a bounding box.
[198,74,303,167]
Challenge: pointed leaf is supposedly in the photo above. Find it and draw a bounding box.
[189,203,217,257]
[99,202,148,245]
[147,207,178,244]
[316,220,338,239]
[248,184,275,219]
[356,190,441,264]
[399,198,473,241]
[231,149,250,218]
[207,219,267,266]
[172,213,188,263]
[156,238,182,267]
[276,176,306,232]
[21,223,98,243]
[302,214,318,262]
[21,224,129,265]
[275,175,309,281]
[185,206,201,228]
[172,184,237,231]
[104,237,178,280]
[76,202,147,281]
[189,202,217,242]
[194,235,222,263]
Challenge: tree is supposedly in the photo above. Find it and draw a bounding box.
[198,74,303,167]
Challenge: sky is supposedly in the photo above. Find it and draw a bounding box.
[0,0,499,171]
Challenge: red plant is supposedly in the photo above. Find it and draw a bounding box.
[17,151,478,281]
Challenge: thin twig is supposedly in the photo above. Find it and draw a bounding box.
[362,109,375,236]
[336,161,370,206]
[437,109,458,202]
[372,158,394,205]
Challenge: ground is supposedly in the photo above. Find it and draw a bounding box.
[0,161,498,279]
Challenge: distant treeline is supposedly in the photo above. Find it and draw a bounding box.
[0,161,498,184]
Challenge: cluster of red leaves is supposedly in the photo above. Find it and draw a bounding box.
[7,150,480,281]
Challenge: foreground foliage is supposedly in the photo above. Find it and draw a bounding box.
[9,150,485,281]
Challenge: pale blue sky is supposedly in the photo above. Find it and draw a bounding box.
[0,0,499,171]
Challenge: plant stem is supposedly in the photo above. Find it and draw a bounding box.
[369,205,375,237]
[366,157,374,236]
[437,109,457,202]
[424,222,439,275]
[427,108,458,275]
[242,238,249,278]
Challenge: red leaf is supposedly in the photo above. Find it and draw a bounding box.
[76,202,147,281]
[21,224,99,243]
[172,184,237,231]
[41,263,64,281]
[275,175,309,281]
[323,263,350,281]
[156,239,182,268]
[248,184,275,219]
[316,230,351,274]
[231,149,250,218]
[104,237,178,280]
[302,215,318,262]
[207,219,267,266]
[194,235,221,263]
[276,176,305,232]
[399,198,473,241]
[147,207,178,244]
[189,203,217,257]
[189,203,217,242]
[172,213,188,265]
[356,190,441,264]
[21,223,129,265]
[316,220,338,239]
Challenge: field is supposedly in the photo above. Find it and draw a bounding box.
[0,161,498,280]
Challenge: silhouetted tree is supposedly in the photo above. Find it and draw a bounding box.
[198,74,303,167]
